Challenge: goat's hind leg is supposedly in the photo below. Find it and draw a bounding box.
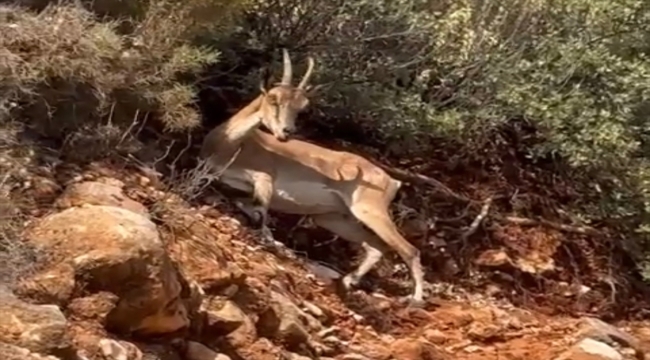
[349,204,425,306]
[312,213,389,292]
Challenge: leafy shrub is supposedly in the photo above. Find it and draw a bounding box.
[215,0,650,276]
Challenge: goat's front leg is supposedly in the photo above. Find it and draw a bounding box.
[240,172,277,246]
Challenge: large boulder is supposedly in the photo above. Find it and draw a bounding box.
[185,342,231,360]
[54,180,148,216]
[21,204,189,336]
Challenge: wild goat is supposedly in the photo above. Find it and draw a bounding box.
[201,49,425,304]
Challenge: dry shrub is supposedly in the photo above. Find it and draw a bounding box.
[0,0,246,282]
[0,1,238,162]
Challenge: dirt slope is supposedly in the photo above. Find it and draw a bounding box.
[1,159,649,360]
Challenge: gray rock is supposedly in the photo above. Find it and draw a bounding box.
[578,317,644,359]
[574,338,623,360]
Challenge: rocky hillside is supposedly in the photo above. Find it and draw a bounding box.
[1,1,650,360]
[0,160,648,360]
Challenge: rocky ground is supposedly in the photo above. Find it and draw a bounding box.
[1,160,650,360]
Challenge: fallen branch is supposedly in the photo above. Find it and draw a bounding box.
[461,196,493,240]
[502,216,602,236]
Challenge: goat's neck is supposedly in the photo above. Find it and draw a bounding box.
[220,94,264,145]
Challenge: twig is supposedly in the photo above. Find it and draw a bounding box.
[502,216,601,236]
[461,196,493,240]
[286,215,310,240]
[170,132,192,170]
[117,109,140,148]
[436,202,473,223]
[153,140,175,166]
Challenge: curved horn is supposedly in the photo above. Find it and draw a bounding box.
[280,48,293,85]
[297,56,315,90]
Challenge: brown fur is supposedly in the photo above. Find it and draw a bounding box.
[201,49,425,303]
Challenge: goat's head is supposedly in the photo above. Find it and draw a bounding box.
[259,49,315,142]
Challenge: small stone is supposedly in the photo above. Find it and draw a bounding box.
[305,261,341,282]
[204,300,248,335]
[138,176,151,186]
[286,353,311,360]
[423,329,448,344]
[202,298,256,349]
[256,291,322,347]
[185,341,231,360]
[342,354,372,360]
[391,337,452,360]
[577,317,644,359]
[559,338,623,360]
[351,312,364,322]
[99,339,139,360]
[221,284,239,297]
[322,336,344,346]
[467,323,502,342]
[464,345,482,353]
[317,326,339,338]
[302,300,325,319]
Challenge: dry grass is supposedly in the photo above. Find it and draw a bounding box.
[0,174,40,285]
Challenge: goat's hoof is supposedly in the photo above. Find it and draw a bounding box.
[251,210,265,227]
[341,275,359,290]
[257,227,278,246]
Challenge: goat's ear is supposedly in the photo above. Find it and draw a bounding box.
[259,66,272,94]
[266,92,279,105]
[305,83,326,96]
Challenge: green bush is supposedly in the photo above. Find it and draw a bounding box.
[222,0,650,275]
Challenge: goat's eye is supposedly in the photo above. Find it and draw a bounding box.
[266,94,278,106]
[298,98,309,110]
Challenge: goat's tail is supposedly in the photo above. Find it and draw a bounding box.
[376,163,471,203]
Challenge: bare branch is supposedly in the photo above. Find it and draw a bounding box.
[502,216,602,236]
[461,196,493,240]
[380,165,474,203]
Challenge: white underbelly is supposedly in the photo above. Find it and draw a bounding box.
[218,171,342,214]
[271,181,342,214]
[273,181,326,203]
